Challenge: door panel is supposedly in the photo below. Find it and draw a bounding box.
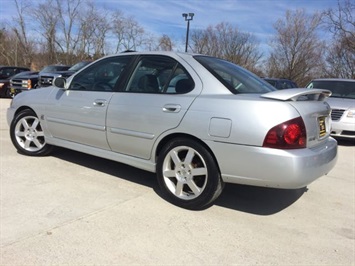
[44,55,134,150]
[106,55,200,159]
[106,93,197,159]
[45,89,112,150]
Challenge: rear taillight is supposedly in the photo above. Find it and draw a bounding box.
[263,117,306,149]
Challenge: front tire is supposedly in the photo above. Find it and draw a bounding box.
[5,87,12,98]
[10,109,53,156]
[157,138,224,210]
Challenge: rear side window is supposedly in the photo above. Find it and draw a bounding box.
[194,55,275,94]
[125,55,194,94]
[264,79,276,87]
[279,80,297,89]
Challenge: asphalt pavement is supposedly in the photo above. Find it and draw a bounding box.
[0,98,354,265]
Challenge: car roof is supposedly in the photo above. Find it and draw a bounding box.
[116,51,188,55]
[101,51,197,60]
[0,66,30,69]
[263,77,294,81]
[310,78,355,82]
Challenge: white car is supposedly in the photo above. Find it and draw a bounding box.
[307,78,355,140]
[7,51,337,209]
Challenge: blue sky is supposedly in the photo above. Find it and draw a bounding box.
[99,0,339,53]
[1,0,339,55]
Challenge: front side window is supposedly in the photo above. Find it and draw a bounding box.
[125,56,194,94]
[69,56,132,92]
[194,55,275,94]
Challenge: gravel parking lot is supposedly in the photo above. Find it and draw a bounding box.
[0,98,354,265]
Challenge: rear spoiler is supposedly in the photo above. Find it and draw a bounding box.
[261,88,332,101]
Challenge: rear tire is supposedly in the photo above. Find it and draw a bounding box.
[157,138,224,210]
[10,109,53,156]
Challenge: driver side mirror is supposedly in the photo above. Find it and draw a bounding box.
[53,77,66,89]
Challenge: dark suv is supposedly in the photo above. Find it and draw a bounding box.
[37,65,72,87]
[10,71,39,97]
[10,64,85,96]
[0,66,30,97]
[38,61,91,87]
[263,78,298,90]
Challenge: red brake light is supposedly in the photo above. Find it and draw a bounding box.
[263,117,306,149]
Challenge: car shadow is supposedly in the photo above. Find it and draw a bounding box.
[336,138,354,146]
[52,148,306,215]
[52,147,157,189]
[214,184,307,215]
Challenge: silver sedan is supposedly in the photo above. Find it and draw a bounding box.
[7,51,337,209]
[306,78,355,140]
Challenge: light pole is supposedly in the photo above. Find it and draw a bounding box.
[182,13,194,53]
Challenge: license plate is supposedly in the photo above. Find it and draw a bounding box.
[318,116,326,137]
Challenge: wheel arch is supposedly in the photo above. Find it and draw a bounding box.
[14,106,37,117]
[155,133,221,173]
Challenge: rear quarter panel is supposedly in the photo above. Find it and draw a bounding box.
[176,94,300,146]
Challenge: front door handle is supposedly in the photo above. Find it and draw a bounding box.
[93,99,107,107]
[163,104,181,113]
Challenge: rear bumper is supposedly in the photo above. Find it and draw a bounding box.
[208,137,338,189]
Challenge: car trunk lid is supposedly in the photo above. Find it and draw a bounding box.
[261,89,333,148]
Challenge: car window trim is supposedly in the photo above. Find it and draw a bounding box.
[112,55,140,92]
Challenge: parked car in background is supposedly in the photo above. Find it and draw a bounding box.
[10,71,39,97]
[38,61,91,87]
[0,66,30,97]
[10,64,88,97]
[37,65,71,87]
[7,51,337,210]
[306,78,355,141]
[263,78,298,90]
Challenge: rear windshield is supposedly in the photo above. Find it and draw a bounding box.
[264,79,276,86]
[194,55,275,94]
[307,80,355,99]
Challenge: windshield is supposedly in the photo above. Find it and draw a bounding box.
[0,68,17,78]
[307,80,355,99]
[194,55,276,94]
[11,71,36,78]
[69,61,91,71]
[40,65,71,73]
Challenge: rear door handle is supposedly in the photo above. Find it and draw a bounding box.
[93,99,107,107]
[163,104,181,113]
